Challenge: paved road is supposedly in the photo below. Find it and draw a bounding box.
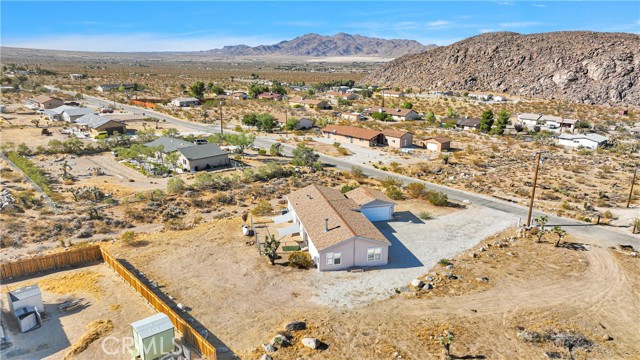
[47,86,640,246]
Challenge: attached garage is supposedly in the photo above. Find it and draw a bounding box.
[346,186,395,221]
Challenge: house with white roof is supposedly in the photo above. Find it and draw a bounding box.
[170,97,199,107]
[558,133,608,149]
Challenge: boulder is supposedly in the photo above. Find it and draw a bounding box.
[285,321,307,331]
[302,337,320,350]
[271,334,290,347]
[445,264,454,270]
[477,277,489,283]
[603,334,613,341]
[262,344,276,353]
[411,279,425,289]
[260,354,273,360]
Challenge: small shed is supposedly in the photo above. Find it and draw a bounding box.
[130,313,175,360]
[422,137,451,152]
[8,285,44,333]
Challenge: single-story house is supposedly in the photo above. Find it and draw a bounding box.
[26,95,64,110]
[171,97,200,107]
[288,97,328,109]
[285,185,391,271]
[177,143,230,172]
[61,107,95,122]
[230,92,248,100]
[382,90,404,98]
[97,83,135,92]
[75,114,127,136]
[539,115,579,131]
[145,137,193,154]
[8,285,44,333]
[42,105,79,121]
[369,106,419,121]
[345,186,395,221]
[258,92,284,101]
[275,114,314,130]
[341,112,364,121]
[468,93,492,101]
[440,118,481,130]
[381,129,413,149]
[70,73,85,80]
[421,136,451,151]
[321,125,383,147]
[326,91,356,101]
[558,133,608,150]
[518,113,542,129]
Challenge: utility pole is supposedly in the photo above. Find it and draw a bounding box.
[381,90,385,108]
[219,100,223,135]
[628,165,638,208]
[526,151,545,227]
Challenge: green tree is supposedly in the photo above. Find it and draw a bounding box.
[400,101,413,109]
[248,83,269,98]
[305,89,315,97]
[210,85,224,95]
[256,113,278,132]
[371,111,392,121]
[446,107,459,118]
[480,109,494,133]
[285,118,299,131]
[162,128,180,137]
[118,85,126,92]
[292,143,319,168]
[491,109,510,135]
[189,81,206,99]
[242,113,259,129]
[271,82,287,95]
[551,226,567,247]
[164,151,180,170]
[228,133,256,155]
[425,111,437,124]
[438,332,454,358]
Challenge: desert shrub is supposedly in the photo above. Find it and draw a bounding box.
[340,183,359,193]
[252,199,273,216]
[438,258,451,266]
[418,211,433,220]
[258,149,267,156]
[379,176,402,188]
[385,185,404,200]
[336,147,350,156]
[288,251,313,269]
[405,183,425,198]
[166,178,186,194]
[7,152,53,195]
[163,219,188,231]
[425,190,448,206]
[120,231,136,244]
[350,166,367,180]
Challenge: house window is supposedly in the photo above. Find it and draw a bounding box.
[326,252,341,266]
[367,248,382,261]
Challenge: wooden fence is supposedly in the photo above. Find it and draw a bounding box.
[99,247,217,359]
[0,245,102,280]
[1,245,217,359]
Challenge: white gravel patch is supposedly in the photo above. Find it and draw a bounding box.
[307,205,517,308]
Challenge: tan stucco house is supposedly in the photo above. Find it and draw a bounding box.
[381,129,413,148]
[26,95,64,110]
[285,185,390,271]
[321,125,383,147]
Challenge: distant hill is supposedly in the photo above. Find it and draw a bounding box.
[363,31,640,106]
[206,33,436,57]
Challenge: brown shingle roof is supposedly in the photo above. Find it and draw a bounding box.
[286,185,390,250]
[369,106,415,117]
[381,129,411,138]
[346,186,395,207]
[425,136,451,144]
[321,125,381,140]
[31,95,60,103]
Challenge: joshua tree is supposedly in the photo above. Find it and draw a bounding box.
[31,118,40,128]
[60,160,72,179]
[534,215,549,243]
[438,331,454,359]
[263,234,281,265]
[551,226,568,247]
[632,217,640,234]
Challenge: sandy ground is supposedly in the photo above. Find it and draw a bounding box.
[1,264,160,360]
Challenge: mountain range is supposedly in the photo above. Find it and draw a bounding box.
[363,31,640,106]
[206,33,436,57]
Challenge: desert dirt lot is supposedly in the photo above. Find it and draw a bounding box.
[0,264,167,360]
[104,210,640,360]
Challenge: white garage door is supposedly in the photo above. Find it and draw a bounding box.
[426,143,438,151]
[361,206,392,221]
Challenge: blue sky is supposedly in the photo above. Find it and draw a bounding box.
[2,1,639,52]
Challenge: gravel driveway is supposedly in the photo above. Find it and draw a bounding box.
[307,205,517,308]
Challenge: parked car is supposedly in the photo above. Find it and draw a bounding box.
[100,107,114,113]
[95,131,108,139]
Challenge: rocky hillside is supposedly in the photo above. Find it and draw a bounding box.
[364,31,640,106]
[208,33,436,57]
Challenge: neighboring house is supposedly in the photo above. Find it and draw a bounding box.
[369,106,419,121]
[61,107,95,122]
[230,92,248,100]
[177,143,230,172]
[382,90,404,98]
[326,91,356,101]
[97,83,135,92]
[258,92,284,101]
[440,118,481,130]
[518,113,542,129]
[381,129,413,148]
[171,97,200,107]
[345,186,395,221]
[275,114,314,130]
[341,112,364,121]
[145,137,194,154]
[75,114,126,136]
[25,95,64,110]
[288,97,328,109]
[42,105,78,121]
[558,133,608,149]
[468,93,492,101]
[539,115,580,132]
[285,184,391,271]
[0,85,17,92]
[70,73,85,80]
[321,125,383,147]
[420,136,451,152]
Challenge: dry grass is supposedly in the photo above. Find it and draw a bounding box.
[63,319,114,359]
[37,271,105,299]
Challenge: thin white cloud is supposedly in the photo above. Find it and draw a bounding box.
[2,33,282,52]
[601,20,640,33]
[273,21,324,27]
[495,1,514,5]
[532,4,547,7]
[479,28,496,33]
[498,21,542,28]
[425,20,452,29]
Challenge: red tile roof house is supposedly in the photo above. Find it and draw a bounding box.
[258,92,284,101]
[321,125,383,147]
[381,129,414,149]
[284,185,391,271]
[369,106,420,121]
